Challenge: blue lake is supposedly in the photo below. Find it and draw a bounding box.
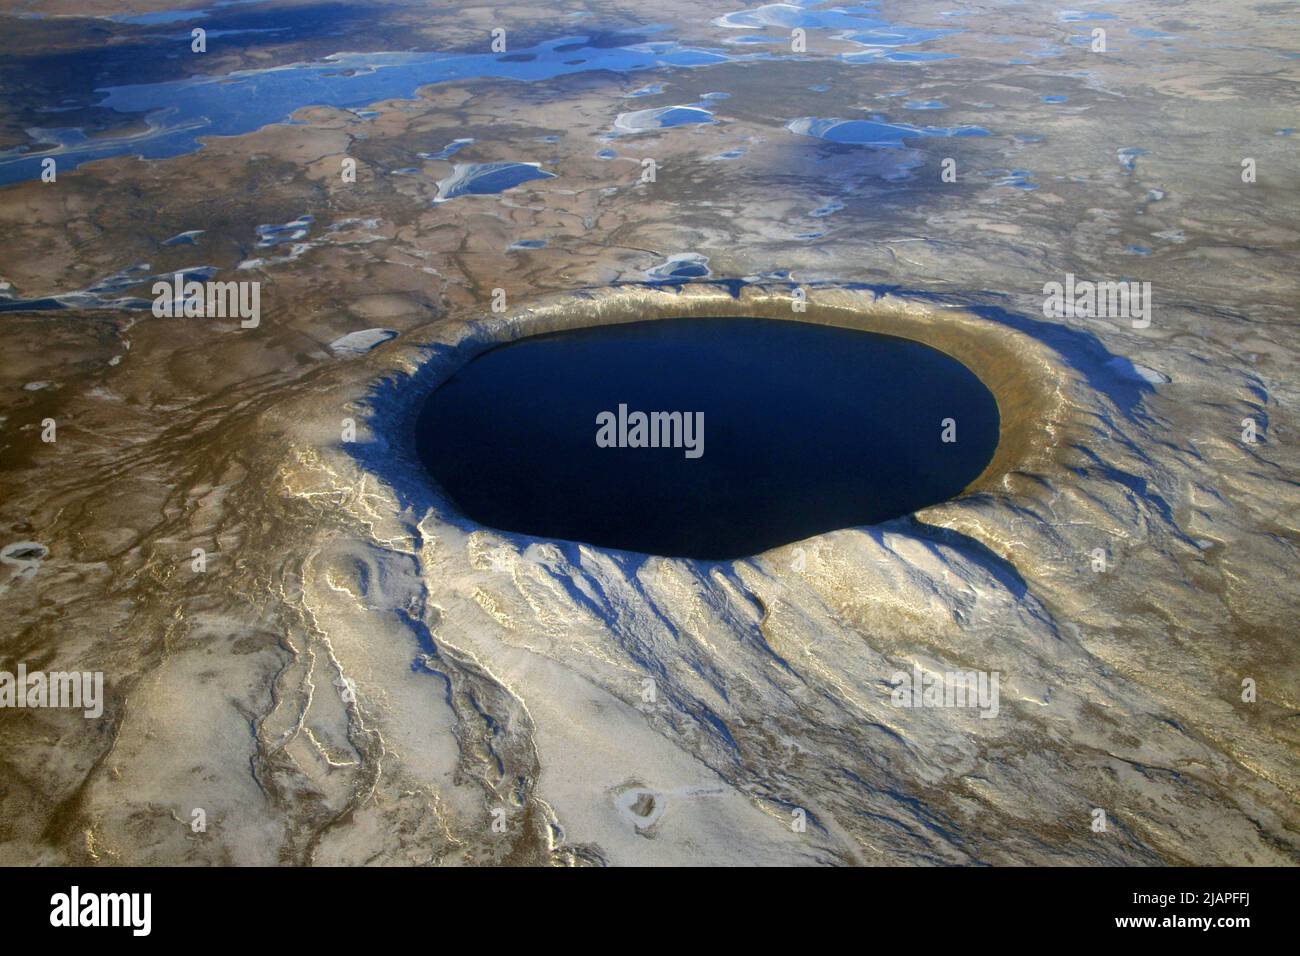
[414,317,1000,560]
[0,36,742,185]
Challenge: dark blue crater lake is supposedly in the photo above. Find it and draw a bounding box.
[414,317,1000,560]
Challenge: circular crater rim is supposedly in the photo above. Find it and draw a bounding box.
[369,284,1076,560]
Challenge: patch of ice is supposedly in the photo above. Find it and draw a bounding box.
[329,328,397,354]
[1106,356,1170,384]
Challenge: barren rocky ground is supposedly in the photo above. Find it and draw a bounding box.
[0,0,1296,865]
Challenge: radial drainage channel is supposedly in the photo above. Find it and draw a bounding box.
[414,316,1000,561]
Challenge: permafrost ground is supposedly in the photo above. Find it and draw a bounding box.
[0,0,1297,865]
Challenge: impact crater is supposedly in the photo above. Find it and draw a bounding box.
[403,287,1072,560]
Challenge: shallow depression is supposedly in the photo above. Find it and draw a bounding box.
[414,316,1000,560]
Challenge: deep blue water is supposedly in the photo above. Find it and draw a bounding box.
[434,162,554,201]
[415,317,1000,560]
